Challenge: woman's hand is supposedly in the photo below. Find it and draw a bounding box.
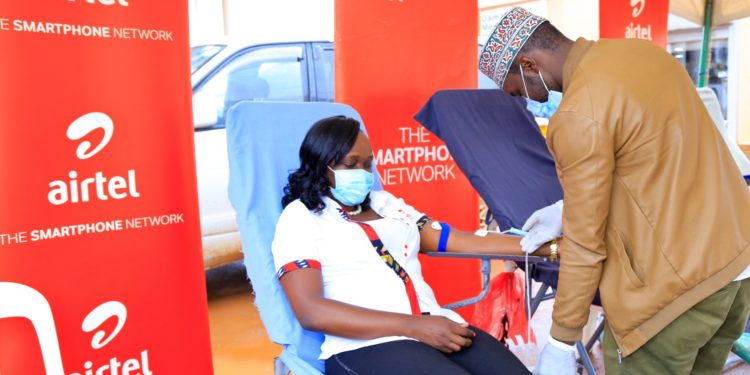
[407,315,476,353]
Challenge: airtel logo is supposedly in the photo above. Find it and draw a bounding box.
[631,0,645,18]
[47,112,140,206]
[68,0,130,6]
[67,112,113,160]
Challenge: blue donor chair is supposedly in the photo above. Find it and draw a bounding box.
[414,89,601,374]
[225,101,380,375]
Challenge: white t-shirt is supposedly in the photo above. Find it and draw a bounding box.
[734,264,750,281]
[737,188,750,281]
[271,190,464,360]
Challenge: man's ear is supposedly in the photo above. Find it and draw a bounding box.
[518,55,539,75]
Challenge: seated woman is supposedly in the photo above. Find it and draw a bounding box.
[272,115,552,375]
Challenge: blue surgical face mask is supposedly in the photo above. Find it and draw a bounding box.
[328,166,374,206]
[520,64,562,119]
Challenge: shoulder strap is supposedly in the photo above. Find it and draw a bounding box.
[339,208,421,315]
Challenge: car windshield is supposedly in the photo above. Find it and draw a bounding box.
[191,44,226,74]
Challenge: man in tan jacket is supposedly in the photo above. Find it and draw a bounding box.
[480,7,750,374]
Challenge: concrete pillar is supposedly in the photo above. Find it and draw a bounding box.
[188,0,225,43]
[732,17,750,144]
[547,0,599,40]
[222,0,333,40]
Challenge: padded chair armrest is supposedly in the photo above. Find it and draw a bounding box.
[425,251,549,264]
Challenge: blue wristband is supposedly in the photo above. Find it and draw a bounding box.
[437,223,451,252]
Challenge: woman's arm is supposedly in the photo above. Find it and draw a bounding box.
[280,268,475,353]
[419,219,555,256]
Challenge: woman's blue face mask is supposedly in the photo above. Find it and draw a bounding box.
[519,64,562,119]
[328,166,374,206]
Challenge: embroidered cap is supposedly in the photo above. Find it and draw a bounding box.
[479,7,548,89]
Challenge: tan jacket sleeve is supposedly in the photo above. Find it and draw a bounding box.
[547,112,614,342]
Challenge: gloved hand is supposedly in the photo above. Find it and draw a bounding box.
[533,336,577,375]
[520,200,563,253]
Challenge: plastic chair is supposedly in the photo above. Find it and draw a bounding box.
[697,87,750,184]
[415,89,601,374]
[226,101,384,375]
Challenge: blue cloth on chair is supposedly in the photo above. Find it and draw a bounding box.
[414,89,562,230]
[226,101,380,375]
[414,89,603,306]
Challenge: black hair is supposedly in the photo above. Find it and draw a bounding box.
[509,21,569,72]
[281,115,371,211]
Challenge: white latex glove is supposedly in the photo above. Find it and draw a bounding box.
[520,200,563,253]
[533,336,577,375]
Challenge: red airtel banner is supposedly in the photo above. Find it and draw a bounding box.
[335,0,480,318]
[0,1,213,374]
[600,0,669,48]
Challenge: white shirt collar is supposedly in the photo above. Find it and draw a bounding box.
[322,191,387,217]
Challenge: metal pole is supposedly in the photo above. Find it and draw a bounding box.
[697,0,714,88]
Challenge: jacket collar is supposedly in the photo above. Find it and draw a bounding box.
[562,38,595,93]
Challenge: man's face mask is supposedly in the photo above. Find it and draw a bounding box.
[328,166,374,206]
[519,64,562,119]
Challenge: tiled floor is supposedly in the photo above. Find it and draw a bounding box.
[207,261,750,374]
[208,290,279,374]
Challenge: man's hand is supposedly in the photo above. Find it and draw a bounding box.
[534,336,577,375]
[521,200,563,253]
[407,315,475,353]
